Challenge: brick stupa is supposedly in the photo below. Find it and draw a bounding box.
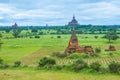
[65,29,83,55]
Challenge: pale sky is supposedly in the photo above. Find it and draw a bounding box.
[0,0,120,26]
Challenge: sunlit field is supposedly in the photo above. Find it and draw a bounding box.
[0,33,120,80]
[1,34,120,65]
[0,69,120,80]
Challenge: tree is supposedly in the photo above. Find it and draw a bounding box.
[103,31,119,43]
[31,29,38,33]
[12,29,21,38]
[5,28,11,33]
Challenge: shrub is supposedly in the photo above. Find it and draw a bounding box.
[94,36,98,39]
[109,53,113,56]
[0,58,9,69]
[83,54,89,58]
[13,61,21,67]
[57,36,61,38]
[0,58,3,64]
[90,62,101,71]
[85,37,88,39]
[0,63,3,68]
[95,48,101,53]
[0,64,9,69]
[72,59,88,72]
[38,57,56,67]
[99,67,109,73]
[109,61,120,74]
[38,32,43,35]
[29,36,33,38]
[35,35,40,38]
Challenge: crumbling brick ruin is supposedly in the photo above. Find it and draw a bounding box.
[65,29,83,55]
[105,45,116,51]
[65,29,94,55]
[84,46,94,53]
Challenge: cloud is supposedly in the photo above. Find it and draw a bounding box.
[0,3,15,13]
[12,9,61,19]
[0,0,120,25]
[78,2,120,19]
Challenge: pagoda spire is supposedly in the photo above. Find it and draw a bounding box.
[73,15,75,20]
[67,15,80,27]
[65,28,83,55]
[12,22,18,28]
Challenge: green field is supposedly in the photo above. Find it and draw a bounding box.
[0,34,120,80]
[0,69,120,80]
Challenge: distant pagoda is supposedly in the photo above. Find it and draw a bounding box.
[66,16,80,27]
[12,23,18,28]
[65,28,83,55]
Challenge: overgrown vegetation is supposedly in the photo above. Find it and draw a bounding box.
[90,62,101,72]
[0,58,9,69]
[38,57,56,69]
[72,59,88,72]
[109,61,120,74]
[37,56,120,74]
[13,61,21,67]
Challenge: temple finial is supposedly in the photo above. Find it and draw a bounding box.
[73,14,75,19]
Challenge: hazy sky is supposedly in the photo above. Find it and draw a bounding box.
[0,0,120,26]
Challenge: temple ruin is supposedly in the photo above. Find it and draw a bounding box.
[105,45,116,51]
[66,16,80,27]
[12,23,18,28]
[65,28,83,55]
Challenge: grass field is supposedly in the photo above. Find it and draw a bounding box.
[1,34,120,64]
[0,34,120,80]
[0,69,120,80]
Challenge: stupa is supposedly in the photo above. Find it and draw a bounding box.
[65,28,83,55]
[67,16,80,26]
[12,23,18,28]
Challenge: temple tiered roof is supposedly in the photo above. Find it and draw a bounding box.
[67,16,80,26]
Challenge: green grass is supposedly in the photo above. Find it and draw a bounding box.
[0,34,120,80]
[0,69,120,80]
[1,34,120,65]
